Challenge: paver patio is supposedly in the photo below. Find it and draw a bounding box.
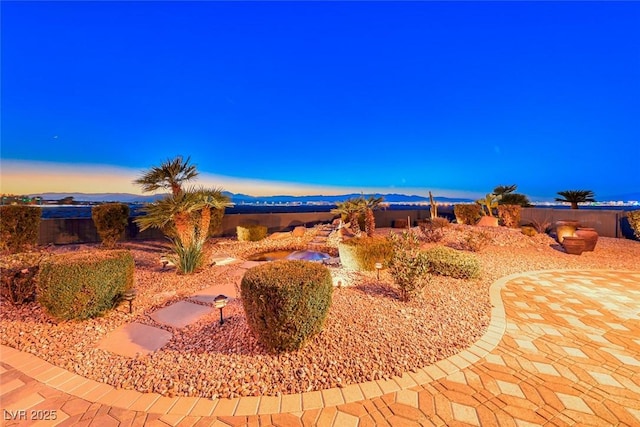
[1,269,639,426]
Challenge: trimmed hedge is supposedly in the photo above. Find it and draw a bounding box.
[338,236,394,271]
[497,204,521,228]
[241,260,333,352]
[92,203,130,248]
[237,224,268,242]
[37,250,134,320]
[454,204,482,225]
[0,205,41,253]
[423,246,481,279]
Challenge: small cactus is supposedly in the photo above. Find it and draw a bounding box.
[429,191,438,219]
[476,193,501,217]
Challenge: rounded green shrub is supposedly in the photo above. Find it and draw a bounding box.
[241,260,333,352]
[237,224,268,242]
[37,250,134,320]
[92,203,130,248]
[338,236,394,271]
[423,246,481,279]
[0,205,41,253]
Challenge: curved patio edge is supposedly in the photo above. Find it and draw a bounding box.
[3,269,618,418]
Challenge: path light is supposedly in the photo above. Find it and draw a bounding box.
[375,262,383,280]
[122,289,137,314]
[214,294,229,325]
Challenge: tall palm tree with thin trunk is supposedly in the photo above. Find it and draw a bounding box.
[555,190,596,209]
[133,155,198,196]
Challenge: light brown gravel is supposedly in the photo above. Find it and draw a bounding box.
[1,224,639,398]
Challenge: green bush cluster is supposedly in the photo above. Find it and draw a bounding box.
[497,204,521,228]
[237,224,268,242]
[0,206,41,254]
[423,246,481,279]
[628,211,640,240]
[240,260,333,352]
[0,252,47,305]
[454,204,482,225]
[91,203,130,248]
[37,250,134,320]
[338,236,394,271]
[388,231,430,301]
[418,217,449,242]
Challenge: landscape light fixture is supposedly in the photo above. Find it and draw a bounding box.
[214,294,229,325]
[375,262,383,280]
[122,289,137,314]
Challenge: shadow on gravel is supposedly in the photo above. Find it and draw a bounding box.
[353,281,400,301]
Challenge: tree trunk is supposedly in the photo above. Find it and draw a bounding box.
[571,202,579,209]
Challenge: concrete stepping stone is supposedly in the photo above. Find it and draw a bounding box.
[97,323,172,357]
[238,260,264,269]
[210,256,237,266]
[190,283,239,302]
[150,301,214,329]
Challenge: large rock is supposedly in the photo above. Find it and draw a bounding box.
[292,226,307,237]
[477,216,499,227]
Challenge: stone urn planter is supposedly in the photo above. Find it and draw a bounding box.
[477,216,499,227]
[562,236,585,255]
[555,220,580,243]
[575,227,598,251]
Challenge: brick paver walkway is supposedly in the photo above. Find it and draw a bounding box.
[2,270,639,426]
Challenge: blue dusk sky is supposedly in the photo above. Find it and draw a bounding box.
[1,1,639,201]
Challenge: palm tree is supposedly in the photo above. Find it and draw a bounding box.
[363,195,385,237]
[133,155,198,196]
[135,187,230,273]
[331,198,365,235]
[493,184,531,207]
[555,190,595,209]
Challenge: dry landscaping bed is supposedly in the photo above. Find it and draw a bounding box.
[1,225,639,398]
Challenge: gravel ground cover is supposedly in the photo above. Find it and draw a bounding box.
[1,224,639,398]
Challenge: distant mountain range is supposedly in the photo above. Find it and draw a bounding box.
[29,192,475,204]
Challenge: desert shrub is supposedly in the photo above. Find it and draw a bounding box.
[338,236,394,271]
[168,239,204,274]
[388,231,430,301]
[424,246,480,279]
[241,260,333,352]
[91,203,130,248]
[529,217,552,234]
[0,252,47,305]
[460,230,492,252]
[418,217,449,242]
[0,206,41,254]
[521,226,537,237]
[627,211,640,239]
[37,250,134,320]
[454,204,482,225]
[497,204,521,228]
[237,224,268,242]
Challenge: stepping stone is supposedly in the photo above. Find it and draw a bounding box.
[150,301,214,329]
[190,283,239,302]
[210,256,237,266]
[97,323,172,357]
[238,260,263,269]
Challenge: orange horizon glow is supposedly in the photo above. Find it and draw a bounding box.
[0,159,482,199]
